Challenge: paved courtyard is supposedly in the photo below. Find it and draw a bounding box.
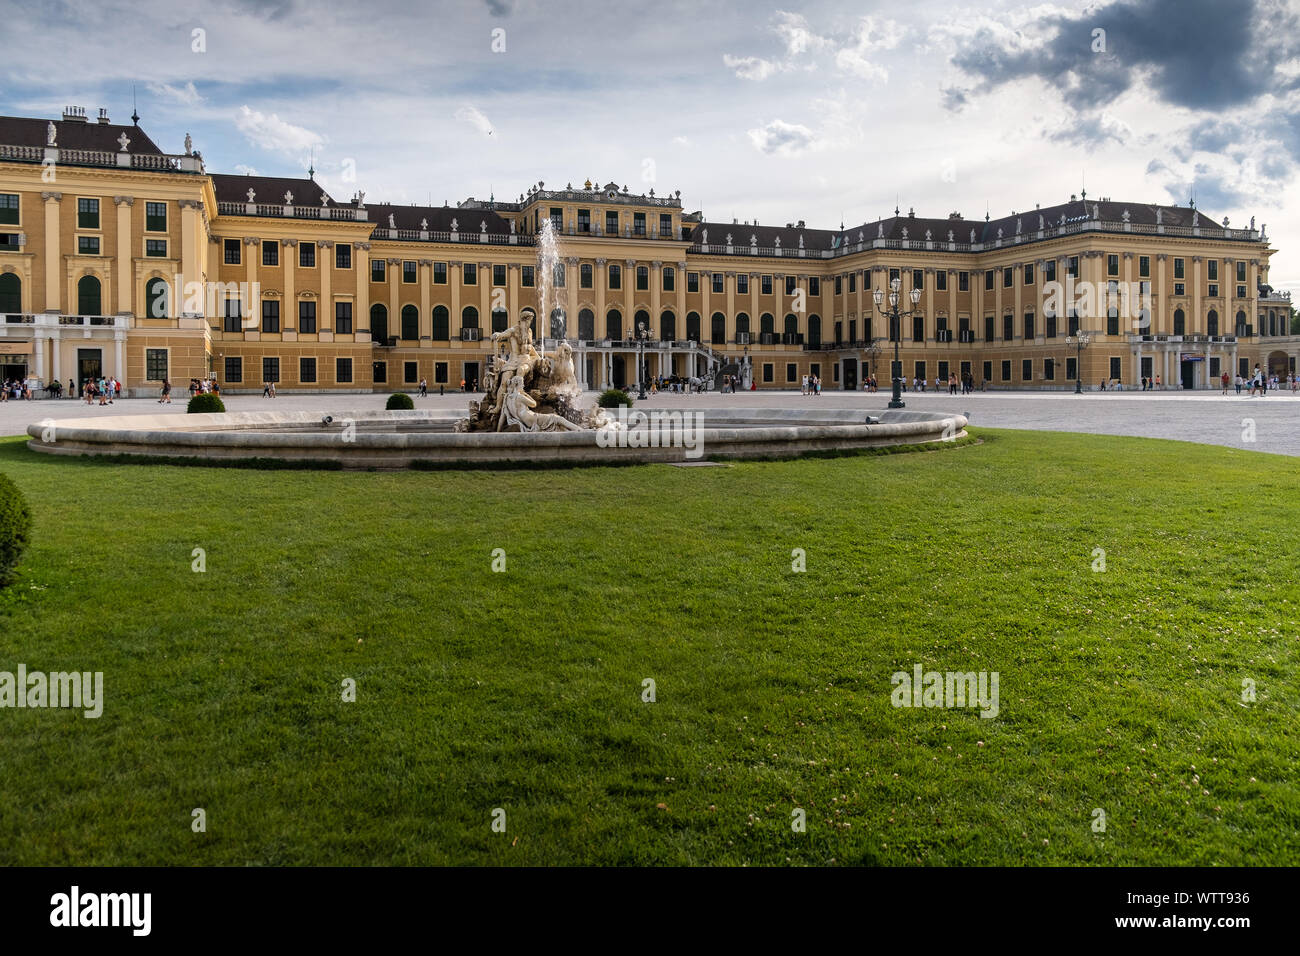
[3,387,1298,457]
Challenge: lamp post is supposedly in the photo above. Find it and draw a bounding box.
[865,338,882,390]
[1067,329,1094,394]
[743,343,750,390]
[873,277,922,409]
[636,320,648,400]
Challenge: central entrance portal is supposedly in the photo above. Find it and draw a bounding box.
[842,358,857,391]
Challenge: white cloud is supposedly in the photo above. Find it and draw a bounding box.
[454,105,495,137]
[672,135,690,147]
[723,54,784,81]
[233,163,259,176]
[147,81,203,107]
[748,119,817,156]
[234,105,324,156]
[726,11,903,83]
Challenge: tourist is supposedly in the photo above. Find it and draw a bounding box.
[159,379,172,404]
[1221,372,1229,394]
[801,373,808,396]
[460,377,466,392]
[263,381,272,398]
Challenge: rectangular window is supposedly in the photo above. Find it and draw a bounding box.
[1023,264,1034,285]
[223,297,242,333]
[786,362,797,383]
[639,267,651,291]
[849,273,857,293]
[1174,282,1185,296]
[912,269,923,290]
[957,271,969,292]
[145,201,167,232]
[145,239,166,257]
[553,263,564,287]
[262,357,280,384]
[915,361,927,381]
[335,243,351,269]
[404,361,418,383]
[785,276,796,296]
[1044,358,1055,381]
[835,275,843,296]
[761,275,772,295]
[434,261,447,284]
[1001,360,1011,381]
[1067,256,1079,277]
[936,271,947,292]
[1139,255,1150,278]
[463,263,476,285]
[1237,285,1246,299]
[224,238,241,265]
[299,301,317,334]
[1044,260,1056,283]
[1109,356,1121,380]
[0,193,18,225]
[1208,259,1219,281]
[550,207,562,229]
[763,363,774,383]
[1174,257,1185,279]
[434,362,448,384]
[263,241,279,266]
[300,357,317,383]
[579,264,593,289]
[1046,313,1057,338]
[608,264,621,290]
[335,301,353,334]
[985,270,994,291]
[224,356,242,383]
[688,272,699,293]
[982,361,993,383]
[1003,267,1013,288]
[299,242,316,268]
[78,236,100,255]
[261,299,280,333]
[1209,357,1221,378]
[912,315,924,342]
[660,213,672,237]
[984,315,995,342]
[77,197,99,229]
[403,260,417,283]
[606,211,618,234]
[1022,359,1032,381]
[336,358,353,383]
[664,267,676,292]
[493,264,506,287]
[1107,254,1119,276]
[1236,261,1246,283]
[577,209,590,233]
[1024,313,1035,339]
[712,273,724,294]
[1003,315,1014,341]
[633,212,646,235]
[371,259,385,282]
[1208,283,1219,298]
[146,348,168,380]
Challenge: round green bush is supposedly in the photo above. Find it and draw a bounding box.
[386,392,415,410]
[187,393,226,414]
[0,472,31,588]
[597,388,633,409]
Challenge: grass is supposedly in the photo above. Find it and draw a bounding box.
[0,429,1296,866]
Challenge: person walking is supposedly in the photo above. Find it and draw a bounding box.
[159,378,172,404]
[1221,371,1229,395]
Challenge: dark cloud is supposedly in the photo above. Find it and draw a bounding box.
[484,0,513,15]
[939,86,968,111]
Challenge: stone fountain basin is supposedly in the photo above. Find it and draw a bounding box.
[26,407,969,468]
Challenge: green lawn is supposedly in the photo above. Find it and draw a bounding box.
[0,430,1296,866]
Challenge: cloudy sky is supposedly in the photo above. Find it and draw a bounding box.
[4,0,1298,290]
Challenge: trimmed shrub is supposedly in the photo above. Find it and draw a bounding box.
[187,393,226,414]
[0,472,31,588]
[597,388,633,409]
[386,392,415,410]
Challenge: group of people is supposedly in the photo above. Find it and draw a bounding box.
[189,378,220,397]
[0,378,34,401]
[1227,365,1297,396]
[800,374,823,395]
[902,373,976,395]
[80,377,121,405]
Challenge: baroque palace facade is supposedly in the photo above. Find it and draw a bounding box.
[0,106,1293,395]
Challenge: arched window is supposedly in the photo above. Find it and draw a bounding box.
[1236,310,1247,334]
[1173,308,1185,337]
[605,309,622,340]
[401,304,419,341]
[735,312,750,339]
[659,310,675,341]
[0,273,21,314]
[144,277,168,318]
[686,311,701,342]
[711,311,725,344]
[634,309,650,338]
[808,314,821,348]
[760,312,774,336]
[370,304,388,342]
[432,305,449,340]
[77,275,101,316]
[549,308,566,339]
[784,313,798,338]
[578,308,595,340]
[491,308,508,334]
[1207,309,1219,337]
[461,305,479,328]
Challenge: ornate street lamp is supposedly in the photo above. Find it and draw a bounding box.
[1066,329,1095,394]
[636,320,649,400]
[873,278,922,409]
[865,337,882,389]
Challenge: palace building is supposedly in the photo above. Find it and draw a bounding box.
[0,106,1293,395]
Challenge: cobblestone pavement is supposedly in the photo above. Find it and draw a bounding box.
[4,387,1298,456]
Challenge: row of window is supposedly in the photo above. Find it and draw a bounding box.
[0,193,169,232]
[541,207,676,238]
[220,357,474,386]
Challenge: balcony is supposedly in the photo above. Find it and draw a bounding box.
[460,328,483,342]
[735,331,751,345]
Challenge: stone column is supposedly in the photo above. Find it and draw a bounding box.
[449,259,461,338]
[356,243,371,337]
[565,257,578,338]
[418,259,431,343]
[42,192,62,311]
[652,261,663,335]
[594,258,606,340]
[113,196,133,314]
[114,330,125,386]
[320,242,333,332]
[283,240,298,332]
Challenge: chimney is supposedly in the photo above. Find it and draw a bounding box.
[62,106,87,123]
[97,108,110,125]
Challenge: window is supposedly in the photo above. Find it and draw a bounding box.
[146,348,168,380]
[1208,284,1218,298]
[520,265,534,287]
[736,273,747,294]
[638,267,650,291]
[77,197,99,229]
[336,244,351,269]
[1024,313,1035,339]
[432,305,449,340]
[786,363,797,383]
[982,361,993,382]
[1107,254,1119,276]
[224,357,242,382]
[1237,285,1246,299]
[1236,261,1246,283]
[299,301,317,334]
[912,315,924,342]
[433,262,447,284]
[145,201,167,232]
[403,260,417,283]
[580,264,593,289]
[299,242,316,268]
[848,273,856,293]
[262,299,280,333]
[1023,264,1034,285]
[335,302,353,334]
[1173,308,1185,336]
[224,239,241,265]
[1003,315,1013,341]
[936,271,947,291]
[958,271,969,292]
[1068,312,1080,336]
[1001,360,1011,381]
[912,269,924,290]
[371,259,385,282]
[1067,256,1079,277]
[761,275,772,295]
[608,264,621,290]
[262,357,280,384]
[401,305,418,340]
[463,263,477,285]
[1208,260,1218,281]
[889,268,900,285]
[1174,257,1185,279]
[1046,312,1057,338]
[300,357,317,383]
[221,296,240,332]
[553,262,564,287]
[712,273,723,294]
[1022,359,1033,381]
[659,213,672,237]
[0,193,18,225]
[664,267,676,292]
[686,312,701,341]
[688,272,699,293]
[712,312,726,345]
[1109,357,1121,380]
[578,209,590,233]
[145,239,166,257]
[659,311,675,341]
[835,276,843,296]
[78,236,99,255]
[493,264,506,287]
[785,276,796,296]
[606,211,618,235]
[1174,282,1185,296]
[1139,255,1150,278]
[763,363,774,383]
[1043,261,1056,283]
[984,316,994,342]
[1044,358,1055,381]
[435,362,448,384]
[404,361,418,383]
[336,358,352,383]
[263,241,279,266]
[633,212,646,235]
[1003,267,1013,288]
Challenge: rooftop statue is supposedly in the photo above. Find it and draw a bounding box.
[47,122,56,146]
